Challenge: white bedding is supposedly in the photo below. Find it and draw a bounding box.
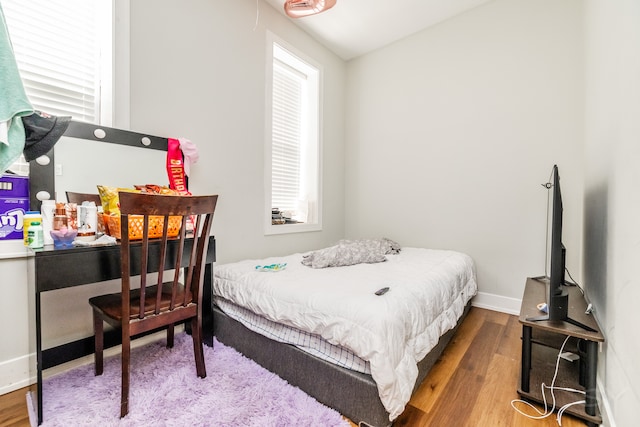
[213,247,477,421]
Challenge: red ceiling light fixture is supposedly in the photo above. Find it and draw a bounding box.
[284,0,337,18]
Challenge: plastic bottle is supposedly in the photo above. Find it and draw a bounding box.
[27,221,44,249]
[23,211,42,246]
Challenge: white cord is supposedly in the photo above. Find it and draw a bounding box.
[511,336,586,425]
[557,400,586,426]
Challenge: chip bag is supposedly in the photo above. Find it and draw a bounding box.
[97,185,139,216]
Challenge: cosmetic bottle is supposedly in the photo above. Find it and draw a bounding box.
[27,221,44,249]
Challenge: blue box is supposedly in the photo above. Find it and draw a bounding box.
[0,175,30,240]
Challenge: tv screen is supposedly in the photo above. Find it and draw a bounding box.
[528,165,595,332]
[548,165,569,320]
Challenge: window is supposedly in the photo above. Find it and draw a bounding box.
[2,0,115,173]
[265,34,322,234]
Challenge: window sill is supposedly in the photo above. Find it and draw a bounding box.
[264,222,321,235]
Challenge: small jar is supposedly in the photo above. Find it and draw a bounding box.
[53,203,67,230]
[27,221,44,249]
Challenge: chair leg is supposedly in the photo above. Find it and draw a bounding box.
[167,323,174,348]
[93,310,104,376]
[120,329,131,418]
[190,317,206,378]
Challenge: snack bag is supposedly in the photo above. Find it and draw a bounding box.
[97,185,139,216]
[134,184,194,232]
[133,184,181,196]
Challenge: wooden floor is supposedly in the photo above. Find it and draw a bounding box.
[0,308,586,427]
[384,308,586,427]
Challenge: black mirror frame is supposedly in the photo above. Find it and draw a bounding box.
[28,121,168,211]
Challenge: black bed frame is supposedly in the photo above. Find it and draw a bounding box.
[212,302,472,427]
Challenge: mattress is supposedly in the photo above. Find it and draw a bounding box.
[214,296,371,374]
[213,247,477,421]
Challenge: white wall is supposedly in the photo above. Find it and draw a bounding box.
[128,0,346,264]
[345,0,585,305]
[583,1,640,426]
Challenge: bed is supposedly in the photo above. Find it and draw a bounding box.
[212,240,477,427]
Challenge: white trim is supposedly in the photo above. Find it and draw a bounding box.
[471,291,522,315]
[264,222,322,235]
[264,31,323,236]
[597,380,616,427]
[0,241,31,260]
[0,353,34,395]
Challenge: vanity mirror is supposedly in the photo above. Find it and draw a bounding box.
[28,121,170,210]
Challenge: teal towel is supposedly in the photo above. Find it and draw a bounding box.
[0,4,33,172]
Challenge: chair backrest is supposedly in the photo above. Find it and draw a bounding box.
[66,191,102,206]
[118,192,218,326]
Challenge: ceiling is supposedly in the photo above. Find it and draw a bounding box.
[263,0,493,60]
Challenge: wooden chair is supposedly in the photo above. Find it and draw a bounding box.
[89,192,218,418]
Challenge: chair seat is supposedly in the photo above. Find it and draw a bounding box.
[89,282,191,321]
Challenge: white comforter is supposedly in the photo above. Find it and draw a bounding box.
[213,247,477,421]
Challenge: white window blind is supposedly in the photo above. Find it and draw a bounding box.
[272,59,303,214]
[266,37,321,234]
[2,0,101,123]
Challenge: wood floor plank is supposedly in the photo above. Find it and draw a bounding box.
[0,388,29,427]
[419,320,505,426]
[468,352,522,427]
[497,312,524,360]
[408,306,486,413]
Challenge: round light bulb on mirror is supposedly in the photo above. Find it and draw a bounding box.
[36,190,51,201]
[35,155,50,166]
[94,128,106,139]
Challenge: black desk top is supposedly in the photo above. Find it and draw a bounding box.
[31,236,216,292]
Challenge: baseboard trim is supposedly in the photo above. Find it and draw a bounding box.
[0,353,35,395]
[598,379,615,427]
[471,291,522,315]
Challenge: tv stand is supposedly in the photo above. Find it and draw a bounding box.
[526,312,597,333]
[518,277,604,427]
[525,277,597,332]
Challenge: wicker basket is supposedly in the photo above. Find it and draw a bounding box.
[105,213,182,240]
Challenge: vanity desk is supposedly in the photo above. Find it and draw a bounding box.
[28,240,216,424]
[26,122,216,425]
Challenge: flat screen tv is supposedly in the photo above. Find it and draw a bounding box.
[529,165,595,331]
[548,165,569,320]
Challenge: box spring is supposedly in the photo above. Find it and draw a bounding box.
[212,302,471,427]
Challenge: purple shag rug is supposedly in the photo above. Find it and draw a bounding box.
[31,333,350,426]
